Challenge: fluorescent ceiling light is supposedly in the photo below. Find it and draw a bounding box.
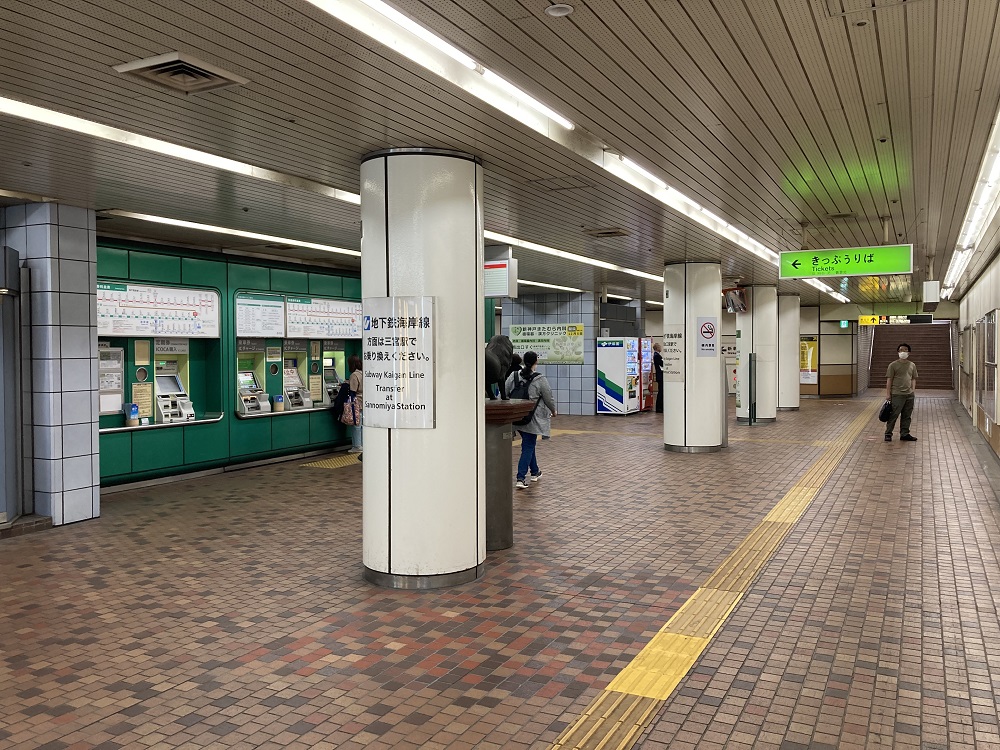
[518,279,584,292]
[480,70,573,130]
[101,210,361,257]
[303,0,574,133]
[606,293,633,300]
[486,230,662,282]
[645,300,664,306]
[944,110,1000,296]
[0,95,362,205]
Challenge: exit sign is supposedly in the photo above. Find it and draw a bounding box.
[779,244,912,279]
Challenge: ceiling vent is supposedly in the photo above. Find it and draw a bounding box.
[264,244,298,251]
[113,52,249,94]
[583,227,630,238]
[826,212,857,220]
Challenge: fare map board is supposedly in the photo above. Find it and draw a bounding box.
[235,294,286,338]
[97,282,220,338]
[286,297,363,339]
[779,244,912,279]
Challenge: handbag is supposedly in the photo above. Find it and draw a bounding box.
[878,399,893,423]
[649,380,659,393]
[340,393,363,426]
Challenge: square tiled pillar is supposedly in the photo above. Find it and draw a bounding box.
[0,203,99,525]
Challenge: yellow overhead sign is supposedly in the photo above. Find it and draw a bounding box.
[859,315,889,326]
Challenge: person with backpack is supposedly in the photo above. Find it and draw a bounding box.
[505,351,556,490]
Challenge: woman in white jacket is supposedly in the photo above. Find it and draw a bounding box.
[504,351,557,490]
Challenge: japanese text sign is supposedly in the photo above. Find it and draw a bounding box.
[779,244,912,279]
[362,296,435,429]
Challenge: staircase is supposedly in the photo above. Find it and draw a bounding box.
[869,323,954,391]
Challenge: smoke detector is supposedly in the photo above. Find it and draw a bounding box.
[113,52,249,94]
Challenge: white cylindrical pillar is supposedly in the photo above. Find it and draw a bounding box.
[777,295,801,410]
[736,286,777,423]
[662,262,723,452]
[360,148,485,588]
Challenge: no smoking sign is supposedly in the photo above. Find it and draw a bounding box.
[696,317,717,357]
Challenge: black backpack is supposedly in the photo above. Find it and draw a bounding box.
[510,372,542,426]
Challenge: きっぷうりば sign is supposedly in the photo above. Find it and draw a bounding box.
[778,244,913,279]
[361,296,435,429]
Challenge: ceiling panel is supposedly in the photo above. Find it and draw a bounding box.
[1,0,998,304]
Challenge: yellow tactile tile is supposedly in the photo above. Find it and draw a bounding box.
[301,453,361,470]
[605,632,710,700]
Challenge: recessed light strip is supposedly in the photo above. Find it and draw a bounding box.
[302,0,573,135]
[645,300,664,306]
[101,210,361,257]
[485,230,662,282]
[0,95,362,205]
[517,279,584,292]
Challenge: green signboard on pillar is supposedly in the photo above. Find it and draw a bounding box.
[779,244,912,279]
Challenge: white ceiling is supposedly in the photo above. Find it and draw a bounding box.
[1,0,999,304]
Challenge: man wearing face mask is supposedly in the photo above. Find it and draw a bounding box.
[885,343,918,442]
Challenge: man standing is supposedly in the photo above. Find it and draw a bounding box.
[885,343,918,442]
[652,343,664,413]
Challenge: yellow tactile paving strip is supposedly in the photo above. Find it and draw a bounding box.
[548,427,830,447]
[551,400,880,750]
[301,453,361,470]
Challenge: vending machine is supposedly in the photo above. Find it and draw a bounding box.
[596,337,641,414]
[639,337,654,411]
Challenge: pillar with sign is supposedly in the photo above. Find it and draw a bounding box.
[359,148,485,589]
[662,262,723,452]
[777,295,801,411]
[736,286,778,423]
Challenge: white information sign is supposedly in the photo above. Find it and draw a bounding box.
[661,324,684,382]
[286,297,363,339]
[235,294,286,338]
[362,296,435,429]
[154,338,189,355]
[696,317,718,357]
[97,282,220,338]
[484,259,518,297]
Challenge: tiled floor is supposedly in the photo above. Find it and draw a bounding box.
[1,394,998,749]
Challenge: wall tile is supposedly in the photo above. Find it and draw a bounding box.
[60,326,92,360]
[34,490,62,525]
[33,392,62,426]
[57,204,90,231]
[63,455,94,490]
[32,357,62,392]
[63,487,93,523]
[61,358,91,392]
[63,423,93,456]
[26,224,57,259]
[59,292,91,325]
[30,291,60,325]
[31,325,60,359]
[27,258,58,292]
[33,426,62,459]
[24,203,54,226]
[91,486,101,516]
[5,203,27,227]
[59,259,90,293]
[34,458,63,493]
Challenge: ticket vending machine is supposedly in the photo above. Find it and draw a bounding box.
[322,354,344,406]
[154,371,196,423]
[283,364,313,410]
[237,371,271,415]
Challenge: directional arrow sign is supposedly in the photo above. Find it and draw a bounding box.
[779,244,913,280]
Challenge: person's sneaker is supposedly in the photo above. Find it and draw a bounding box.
[900,434,918,441]
[515,479,529,490]
[884,434,892,442]
[530,472,542,482]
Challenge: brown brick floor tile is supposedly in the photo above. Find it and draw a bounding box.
[2,395,999,748]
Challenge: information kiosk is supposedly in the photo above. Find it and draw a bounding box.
[283,365,313,410]
[237,371,271,415]
[154,372,196,423]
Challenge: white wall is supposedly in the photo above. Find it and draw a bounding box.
[962,253,1000,326]
[645,309,662,338]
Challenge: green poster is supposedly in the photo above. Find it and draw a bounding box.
[509,323,585,364]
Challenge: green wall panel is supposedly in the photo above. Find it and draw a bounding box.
[130,252,181,283]
[185,420,229,464]
[309,410,340,444]
[229,263,269,291]
[132,428,185,472]
[182,257,227,289]
[309,274,343,297]
[270,268,309,293]
[342,277,362,300]
[272,413,311,450]
[231,418,271,457]
[99,432,132,478]
[96,246,129,279]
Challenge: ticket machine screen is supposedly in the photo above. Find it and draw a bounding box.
[156,374,183,393]
[237,371,258,390]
